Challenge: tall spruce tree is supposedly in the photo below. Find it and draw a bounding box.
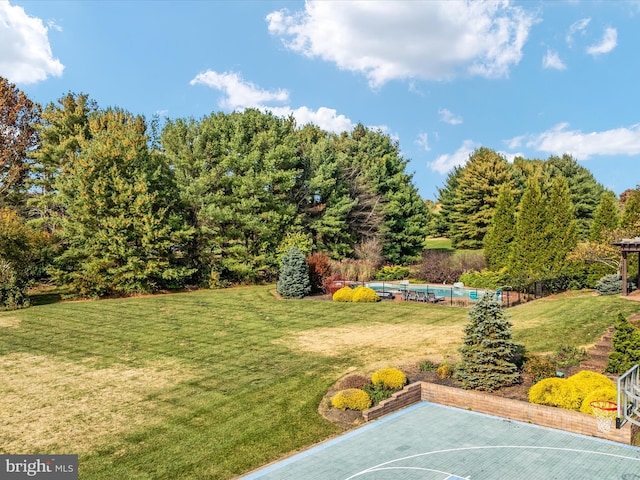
[52,108,194,297]
[483,184,516,270]
[589,190,620,242]
[276,247,311,299]
[545,176,578,274]
[450,148,514,249]
[434,165,463,237]
[455,293,521,391]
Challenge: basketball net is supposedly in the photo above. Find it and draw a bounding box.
[590,400,617,433]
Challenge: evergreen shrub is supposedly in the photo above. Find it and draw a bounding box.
[596,274,624,295]
[331,388,371,411]
[566,371,615,402]
[579,386,618,415]
[352,286,380,303]
[332,286,354,302]
[276,247,311,299]
[458,268,508,289]
[606,313,640,375]
[375,265,410,281]
[362,382,395,404]
[371,368,406,390]
[528,378,581,410]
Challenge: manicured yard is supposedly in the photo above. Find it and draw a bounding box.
[0,286,638,479]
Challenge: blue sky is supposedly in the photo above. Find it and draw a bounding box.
[2,0,640,201]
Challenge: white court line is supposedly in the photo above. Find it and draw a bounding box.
[344,445,640,480]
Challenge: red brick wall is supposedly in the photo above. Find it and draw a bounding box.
[362,381,633,444]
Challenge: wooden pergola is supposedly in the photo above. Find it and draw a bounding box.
[613,237,640,296]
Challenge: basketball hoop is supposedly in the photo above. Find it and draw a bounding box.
[590,400,617,433]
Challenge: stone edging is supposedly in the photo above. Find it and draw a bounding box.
[363,381,637,445]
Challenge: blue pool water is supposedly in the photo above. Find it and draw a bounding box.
[366,282,499,301]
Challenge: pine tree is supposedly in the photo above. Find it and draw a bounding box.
[621,187,640,230]
[276,247,311,299]
[483,184,516,270]
[450,148,514,249]
[545,176,578,274]
[589,190,620,242]
[52,108,194,297]
[455,293,522,391]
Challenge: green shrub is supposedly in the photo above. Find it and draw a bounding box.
[528,378,581,410]
[596,274,623,295]
[352,286,380,303]
[606,313,640,375]
[375,265,410,281]
[523,355,557,384]
[276,247,311,299]
[362,382,395,404]
[579,386,617,415]
[332,286,354,302]
[437,363,454,379]
[419,360,438,372]
[331,388,371,411]
[336,374,370,390]
[371,368,406,390]
[567,371,615,403]
[553,345,588,368]
[458,268,509,289]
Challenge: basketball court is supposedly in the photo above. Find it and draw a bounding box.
[241,401,640,480]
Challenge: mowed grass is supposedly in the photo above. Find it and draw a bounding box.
[0,286,639,479]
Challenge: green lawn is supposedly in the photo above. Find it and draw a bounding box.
[0,286,638,479]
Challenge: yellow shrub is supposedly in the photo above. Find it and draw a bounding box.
[352,286,380,303]
[437,363,454,379]
[371,368,407,390]
[331,388,371,411]
[579,387,618,415]
[567,371,615,403]
[332,286,354,302]
[528,378,581,410]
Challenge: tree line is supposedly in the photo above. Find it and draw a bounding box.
[0,77,428,305]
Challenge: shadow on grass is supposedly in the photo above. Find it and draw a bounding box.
[29,291,64,306]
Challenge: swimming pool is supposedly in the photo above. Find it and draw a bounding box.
[366,282,499,301]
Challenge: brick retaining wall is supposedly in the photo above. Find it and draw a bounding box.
[362,381,634,444]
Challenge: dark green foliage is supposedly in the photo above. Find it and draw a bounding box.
[276,247,311,299]
[450,148,514,249]
[483,184,516,269]
[621,186,640,229]
[589,190,620,242]
[362,382,395,405]
[606,313,640,375]
[545,154,605,239]
[0,259,28,309]
[455,293,522,391]
[434,166,463,237]
[51,109,195,297]
[545,176,578,273]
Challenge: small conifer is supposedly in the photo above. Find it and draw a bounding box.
[276,247,311,299]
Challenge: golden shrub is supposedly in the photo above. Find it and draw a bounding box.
[567,371,615,403]
[528,378,581,410]
[371,368,407,390]
[579,387,618,415]
[332,286,354,302]
[437,363,454,379]
[351,286,380,303]
[331,388,371,411]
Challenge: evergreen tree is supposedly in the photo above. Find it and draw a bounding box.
[276,247,311,299]
[434,166,463,237]
[450,148,514,249]
[621,186,640,230]
[52,109,194,297]
[483,184,516,270]
[545,154,605,239]
[455,293,522,391]
[508,177,548,281]
[545,176,578,274]
[589,190,620,242]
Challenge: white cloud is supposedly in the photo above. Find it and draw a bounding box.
[191,69,354,134]
[428,139,478,174]
[267,1,538,87]
[438,108,463,125]
[516,122,640,159]
[0,1,64,84]
[587,27,618,56]
[416,132,431,151]
[542,49,566,70]
[190,70,289,110]
[566,18,590,47]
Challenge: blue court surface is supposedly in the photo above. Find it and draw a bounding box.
[240,402,640,480]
